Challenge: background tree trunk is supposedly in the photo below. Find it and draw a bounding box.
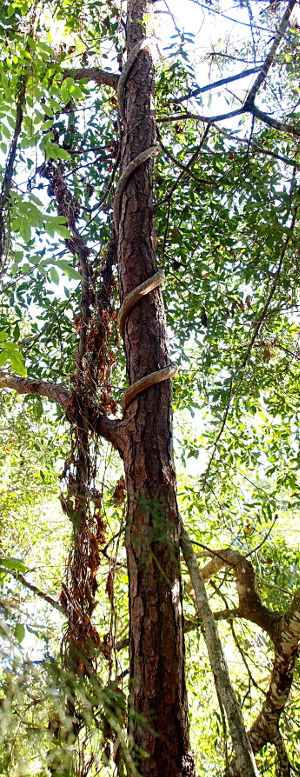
[117,2,194,775]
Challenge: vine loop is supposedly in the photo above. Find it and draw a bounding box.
[115,39,177,414]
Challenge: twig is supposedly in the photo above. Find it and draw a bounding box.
[187,1,279,33]
[156,126,212,184]
[217,126,300,170]
[6,569,65,615]
[244,515,278,559]
[203,377,233,487]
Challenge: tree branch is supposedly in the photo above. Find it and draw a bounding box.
[93,413,125,454]
[203,204,298,483]
[180,525,259,777]
[175,67,261,104]
[157,108,244,125]
[227,635,298,776]
[0,369,125,450]
[159,2,298,143]
[273,731,291,777]
[0,371,71,408]
[245,0,296,107]
[0,67,28,272]
[158,105,300,138]
[200,548,282,640]
[62,68,119,90]
[198,547,300,777]
[188,1,275,33]
[156,127,213,184]
[247,104,300,138]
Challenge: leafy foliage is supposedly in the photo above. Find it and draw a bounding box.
[1,0,300,775]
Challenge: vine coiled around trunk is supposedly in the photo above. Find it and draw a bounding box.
[116,40,177,413]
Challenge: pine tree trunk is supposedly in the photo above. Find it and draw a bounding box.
[116,2,195,775]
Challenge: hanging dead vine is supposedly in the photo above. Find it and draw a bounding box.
[40,157,118,677]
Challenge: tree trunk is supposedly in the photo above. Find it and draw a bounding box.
[116,2,194,775]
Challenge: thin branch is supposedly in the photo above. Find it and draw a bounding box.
[83,141,121,226]
[157,108,244,125]
[229,620,265,696]
[0,69,28,272]
[158,125,211,258]
[244,515,278,559]
[203,377,233,486]
[7,569,65,615]
[203,203,298,482]
[0,5,41,272]
[208,54,265,65]
[156,127,213,185]
[175,67,261,104]
[247,104,300,138]
[158,105,300,138]
[245,0,256,67]
[238,206,298,372]
[159,5,300,141]
[187,1,276,33]
[218,126,300,170]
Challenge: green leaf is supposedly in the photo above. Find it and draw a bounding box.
[56,261,81,280]
[52,145,71,161]
[0,340,21,351]
[54,224,71,238]
[3,350,27,376]
[0,351,10,368]
[19,221,31,244]
[13,250,24,264]
[14,623,25,644]
[0,557,27,573]
[50,266,60,285]
[13,323,20,341]
[43,105,54,119]
[43,141,70,161]
[41,119,54,131]
[1,123,11,139]
[20,135,38,148]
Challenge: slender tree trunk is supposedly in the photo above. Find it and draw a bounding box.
[116,2,195,775]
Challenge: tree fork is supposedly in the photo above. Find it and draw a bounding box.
[116,1,195,775]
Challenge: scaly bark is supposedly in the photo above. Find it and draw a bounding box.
[116,2,194,775]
